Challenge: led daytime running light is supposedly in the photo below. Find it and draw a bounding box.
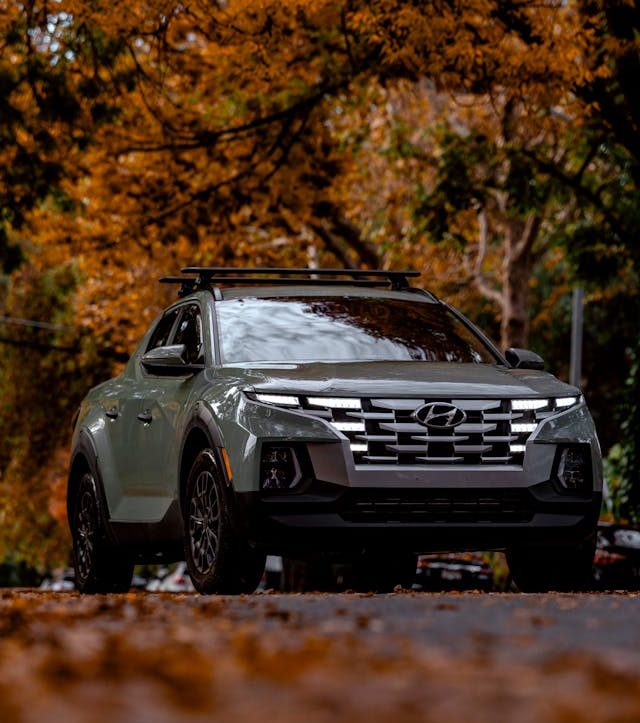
[255,393,299,406]
[555,396,579,408]
[511,399,549,411]
[511,423,537,433]
[307,397,362,409]
[331,422,366,432]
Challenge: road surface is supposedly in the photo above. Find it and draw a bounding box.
[1,590,639,722]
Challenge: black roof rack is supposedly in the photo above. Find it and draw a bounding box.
[160,267,425,298]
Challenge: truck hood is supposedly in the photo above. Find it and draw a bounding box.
[221,361,579,399]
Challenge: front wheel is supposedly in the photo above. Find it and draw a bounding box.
[71,473,134,593]
[507,535,596,592]
[184,450,265,594]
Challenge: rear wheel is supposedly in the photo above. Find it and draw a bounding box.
[507,535,596,592]
[184,450,265,594]
[71,473,134,593]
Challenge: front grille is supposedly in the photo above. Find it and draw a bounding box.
[293,396,556,466]
[341,489,533,523]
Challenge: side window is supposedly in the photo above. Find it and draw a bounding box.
[173,304,204,364]
[146,309,179,352]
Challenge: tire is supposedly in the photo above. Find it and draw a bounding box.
[183,449,265,594]
[507,535,596,592]
[71,472,134,593]
[351,551,417,592]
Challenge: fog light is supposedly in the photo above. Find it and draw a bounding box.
[260,445,302,490]
[557,446,591,492]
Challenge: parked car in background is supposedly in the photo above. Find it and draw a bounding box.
[39,568,75,592]
[67,268,602,594]
[145,562,194,592]
[414,554,494,592]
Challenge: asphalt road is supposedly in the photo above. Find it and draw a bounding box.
[1,590,640,722]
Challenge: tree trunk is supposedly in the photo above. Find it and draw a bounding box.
[501,252,534,349]
[499,216,540,350]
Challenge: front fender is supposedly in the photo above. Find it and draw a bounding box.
[67,428,118,544]
[202,390,338,493]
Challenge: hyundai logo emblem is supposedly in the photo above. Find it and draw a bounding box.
[413,402,467,429]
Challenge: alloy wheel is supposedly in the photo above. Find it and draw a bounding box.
[188,470,220,574]
[75,485,97,582]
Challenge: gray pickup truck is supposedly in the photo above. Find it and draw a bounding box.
[68,268,602,593]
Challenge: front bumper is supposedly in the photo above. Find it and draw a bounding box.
[239,480,601,556]
[228,398,603,556]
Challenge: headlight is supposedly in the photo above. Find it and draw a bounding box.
[249,393,364,442]
[509,397,583,458]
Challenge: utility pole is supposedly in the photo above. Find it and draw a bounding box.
[570,287,584,387]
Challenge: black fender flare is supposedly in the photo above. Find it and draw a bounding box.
[183,401,224,449]
[178,402,229,514]
[177,402,256,540]
[67,429,118,544]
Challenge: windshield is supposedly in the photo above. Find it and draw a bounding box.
[216,296,498,364]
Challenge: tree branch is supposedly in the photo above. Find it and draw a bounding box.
[513,212,542,260]
[322,208,379,269]
[118,87,335,154]
[469,210,504,307]
[521,148,624,236]
[308,221,359,269]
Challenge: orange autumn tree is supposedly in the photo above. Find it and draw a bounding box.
[328,80,569,349]
[0,0,135,565]
[33,0,590,345]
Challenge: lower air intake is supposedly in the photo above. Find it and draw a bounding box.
[340,489,533,524]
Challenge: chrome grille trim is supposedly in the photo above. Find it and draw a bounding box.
[266,394,561,467]
[346,397,553,466]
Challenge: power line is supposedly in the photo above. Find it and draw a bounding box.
[0,335,79,354]
[0,316,129,361]
[0,315,74,332]
[0,334,129,362]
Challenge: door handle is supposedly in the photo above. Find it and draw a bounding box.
[105,407,119,420]
[137,410,153,424]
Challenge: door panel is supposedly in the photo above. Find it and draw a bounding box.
[126,303,205,522]
[93,378,145,518]
[136,381,184,499]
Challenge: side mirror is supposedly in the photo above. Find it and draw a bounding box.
[141,344,204,374]
[505,347,545,371]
